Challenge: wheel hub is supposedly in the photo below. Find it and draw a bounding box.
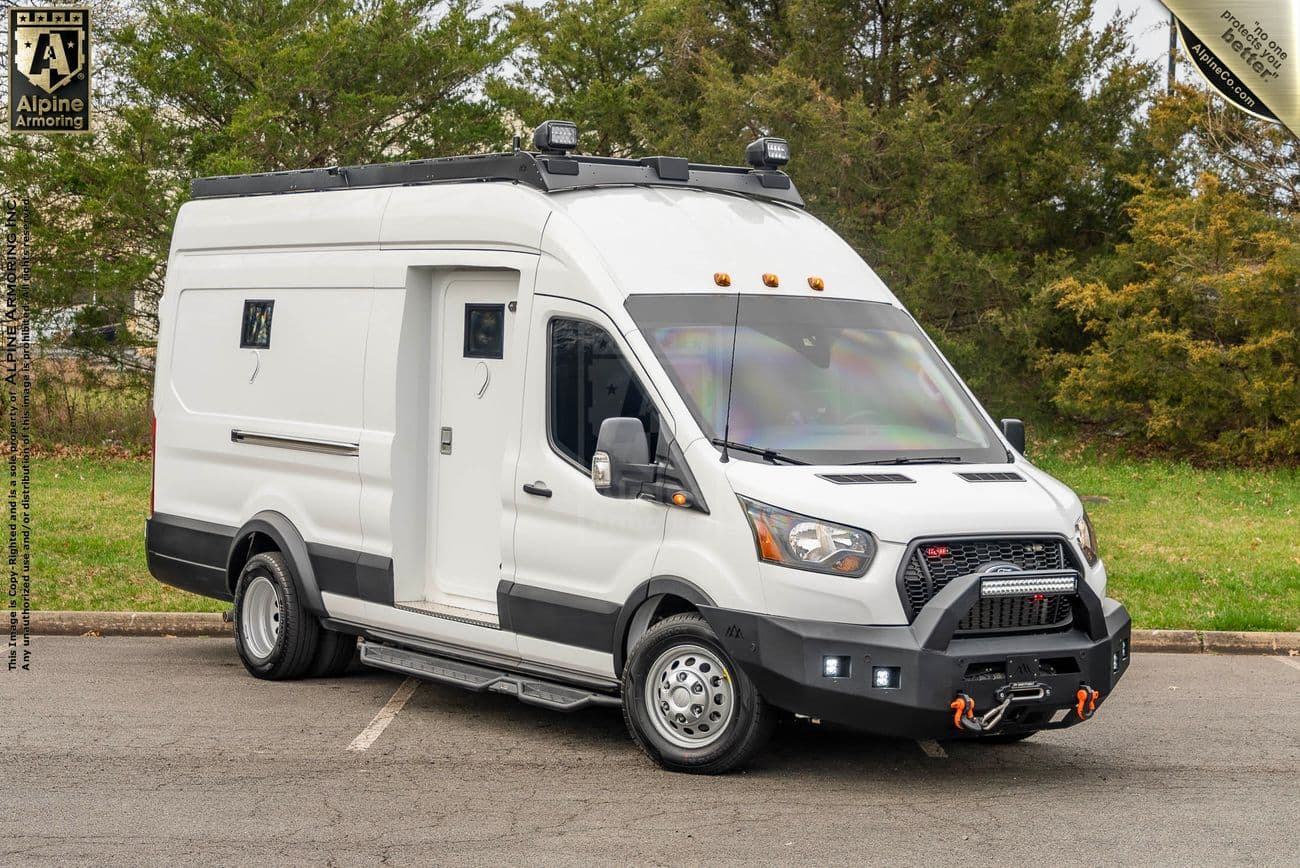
[644,643,736,749]
[240,574,281,661]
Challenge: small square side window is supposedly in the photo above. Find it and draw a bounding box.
[464,304,505,359]
[240,300,274,349]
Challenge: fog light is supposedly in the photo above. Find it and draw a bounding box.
[872,666,900,689]
[1112,652,1120,673]
[822,655,850,678]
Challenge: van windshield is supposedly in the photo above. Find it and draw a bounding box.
[625,294,1008,466]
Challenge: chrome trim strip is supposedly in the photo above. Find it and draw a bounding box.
[230,429,359,457]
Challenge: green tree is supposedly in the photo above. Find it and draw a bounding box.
[490,0,657,156]
[0,0,507,369]
[502,0,1157,415]
[1040,174,1300,462]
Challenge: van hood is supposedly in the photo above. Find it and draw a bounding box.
[722,459,1082,544]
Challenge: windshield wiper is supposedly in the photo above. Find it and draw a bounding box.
[710,439,808,466]
[853,456,965,465]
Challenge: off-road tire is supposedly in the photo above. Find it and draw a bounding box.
[232,551,320,680]
[622,612,774,774]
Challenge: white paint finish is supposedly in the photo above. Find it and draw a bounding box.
[549,186,896,301]
[155,260,370,553]
[173,188,392,253]
[380,184,552,252]
[756,543,911,626]
[354,253,539,601]
[515,635,616,680]
[431,274,520,606]
[170,285,370,427]
[510,296,668,614]
[320,592,519,659]
[650,437,767,614]
[724,460,1078,546]
[346,677,419,752]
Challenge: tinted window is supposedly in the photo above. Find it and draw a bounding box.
[626,294,1006,466]
[240,300,274,349]
[550,318,660,468]
[464,304,505,358]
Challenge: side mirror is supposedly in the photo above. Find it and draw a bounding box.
[592,417,654,498]
[1001,418,1026,454]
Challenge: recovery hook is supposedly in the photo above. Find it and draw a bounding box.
[948,692,1013,734]
[1075,685,1101,720]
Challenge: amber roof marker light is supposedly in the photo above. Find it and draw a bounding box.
[762,273,779,287]
[714,272,732,287]
[807,276,825,291]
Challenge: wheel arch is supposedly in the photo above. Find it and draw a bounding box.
[226,511,325,615]
[614,576,716,677]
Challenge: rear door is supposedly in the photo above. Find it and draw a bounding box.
[431,273,520,608]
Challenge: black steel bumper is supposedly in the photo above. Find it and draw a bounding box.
[699,572,1131,739]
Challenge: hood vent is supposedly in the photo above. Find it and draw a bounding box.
[818,472,915,485]
[958,471,1025,483]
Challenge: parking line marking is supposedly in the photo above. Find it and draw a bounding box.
[917,739,947,758]
[347,677,419,752]
[1274,656,1300,672]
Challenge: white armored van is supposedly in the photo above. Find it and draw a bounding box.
[147,122,1130,773]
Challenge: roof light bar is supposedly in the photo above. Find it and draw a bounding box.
[980,573,1078,598]
[533,120,579,154]
[746,136,790,170]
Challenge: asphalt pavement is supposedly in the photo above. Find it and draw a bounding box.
[3,637,1298,865]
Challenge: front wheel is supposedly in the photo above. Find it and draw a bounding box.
[622,613,774,774]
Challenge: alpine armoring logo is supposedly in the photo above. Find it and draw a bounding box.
[7,7,92,133]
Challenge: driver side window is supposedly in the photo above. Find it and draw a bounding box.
[549,318,661,470]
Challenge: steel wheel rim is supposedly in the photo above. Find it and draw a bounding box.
[644,643,736,750]
[241,574,281,661]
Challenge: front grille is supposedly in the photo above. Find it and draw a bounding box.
[900,537,1076,634]
[959,595,1073,632]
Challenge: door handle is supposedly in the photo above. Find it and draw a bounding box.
[522,481,552,498]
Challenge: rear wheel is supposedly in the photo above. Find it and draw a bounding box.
[622,613,774,774]
[233,551,319,680]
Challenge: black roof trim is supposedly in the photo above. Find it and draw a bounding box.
[189,150,804,207]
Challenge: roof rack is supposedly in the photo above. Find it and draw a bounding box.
[188,150,804,207]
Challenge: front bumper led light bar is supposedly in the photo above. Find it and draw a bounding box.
[979,572,1078,598]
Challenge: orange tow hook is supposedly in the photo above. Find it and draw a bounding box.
[949,693,975,730]
[1074,685,1101,721]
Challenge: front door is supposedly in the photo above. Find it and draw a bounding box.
[431,274,520,608]
[511,296,672,670]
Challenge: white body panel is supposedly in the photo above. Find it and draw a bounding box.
[154,179,1101,682]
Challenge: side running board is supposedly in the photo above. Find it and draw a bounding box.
[359,640,622,712]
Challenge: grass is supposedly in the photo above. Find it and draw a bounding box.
[1033,436,1299,632]
[33,451,1300,630]
[35,456,225,613]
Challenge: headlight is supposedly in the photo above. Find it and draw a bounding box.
[1075,510,1099,566]
[739,496,875,577]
